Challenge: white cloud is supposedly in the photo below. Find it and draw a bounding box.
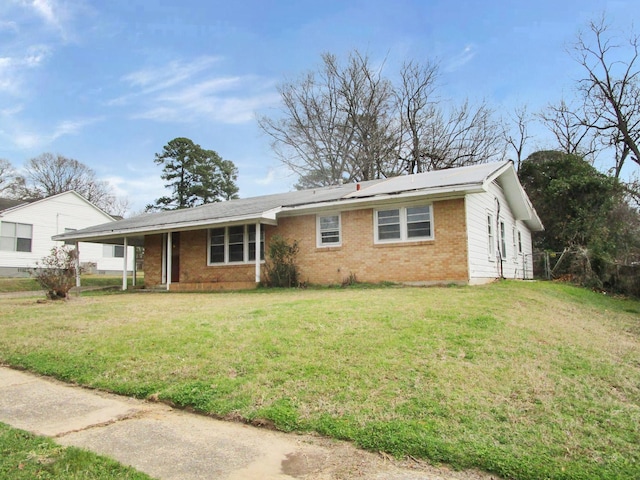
[6,116,102,149]
[444,44,477,72]
[30,0,59,26]
[103,173,166,214]
[114,56,280,125]
[123,56,221,93]
[0,105,23,116]
[12,0,84,43]
[0,46,52,95]
[24,45,52,66]
[0,20,19,32]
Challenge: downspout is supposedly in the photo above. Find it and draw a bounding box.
[495,197,504,279]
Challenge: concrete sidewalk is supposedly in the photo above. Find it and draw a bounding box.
[0,367,492,480]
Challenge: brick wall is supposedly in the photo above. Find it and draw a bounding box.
[142,198,469,288]
[144,234,162,286]
[143,231,258,288]
[271,198,469,285]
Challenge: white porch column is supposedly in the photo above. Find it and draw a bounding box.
[122,237,128,291]
[255,222,261,283]
[74,241,81,288]
[166,231,172,291]
[132,247,137,287]
[161,234,167,285]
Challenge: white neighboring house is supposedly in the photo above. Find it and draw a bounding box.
[0,191,134,277]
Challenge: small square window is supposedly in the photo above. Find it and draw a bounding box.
[318,214,341,246]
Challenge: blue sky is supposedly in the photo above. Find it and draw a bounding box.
[0,0,636,212]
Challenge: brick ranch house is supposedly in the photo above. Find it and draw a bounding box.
[53,161,543,291]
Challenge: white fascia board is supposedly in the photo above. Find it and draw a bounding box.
[4,191,116,221]
[52,211,281,244]
[278,184,485,216]
[486,163,544,231]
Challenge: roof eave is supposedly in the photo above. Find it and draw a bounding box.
[52,209,281,243]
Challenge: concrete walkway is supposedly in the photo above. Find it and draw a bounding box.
[0,367,493,480]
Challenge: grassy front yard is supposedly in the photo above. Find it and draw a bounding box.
[0,281,638,479]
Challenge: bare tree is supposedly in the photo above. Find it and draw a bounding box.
[504,105,533,171]
[396,60,440,173]
[538,99,600,161]
[0,159,18,197]
[418,99,505,171]
[260,51,405,188]
[17,153,127,215]
[328,52,400,181]
[260,50,505,186]
[573,16,640,178]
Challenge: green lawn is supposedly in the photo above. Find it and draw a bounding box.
[0,275,143,293]
[0,281,639,480]
[0,423,152,479]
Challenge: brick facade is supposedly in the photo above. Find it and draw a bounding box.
[273,198,468,285]
[143,198,469,289]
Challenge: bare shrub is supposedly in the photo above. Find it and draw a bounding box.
[31,246,79,300]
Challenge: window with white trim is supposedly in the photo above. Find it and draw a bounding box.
[317,214,341,247]
[374,205,433,243]
[487,213,495,259]
[517,230,523,254]
[208,224,265,264]
[0,221,32,252]
[512,226,517,259]
[500,221,507,258]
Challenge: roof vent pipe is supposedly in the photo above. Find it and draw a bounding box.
[356,183,361,191]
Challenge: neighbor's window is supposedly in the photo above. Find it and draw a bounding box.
[0,221,32,252]
[209,224,265,264]
[375,205,433,243]
[487,213,495,259]
[103,244,125,258]
[317,214,341,247]
[64,228,76,246]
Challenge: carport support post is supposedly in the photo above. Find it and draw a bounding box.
[166,232,172,291]
[74,241,81,288]
[255,222,261,284]
[122,237,128,291]
[132,247,137,287]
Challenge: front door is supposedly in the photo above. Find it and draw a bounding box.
[171,232,180,283]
